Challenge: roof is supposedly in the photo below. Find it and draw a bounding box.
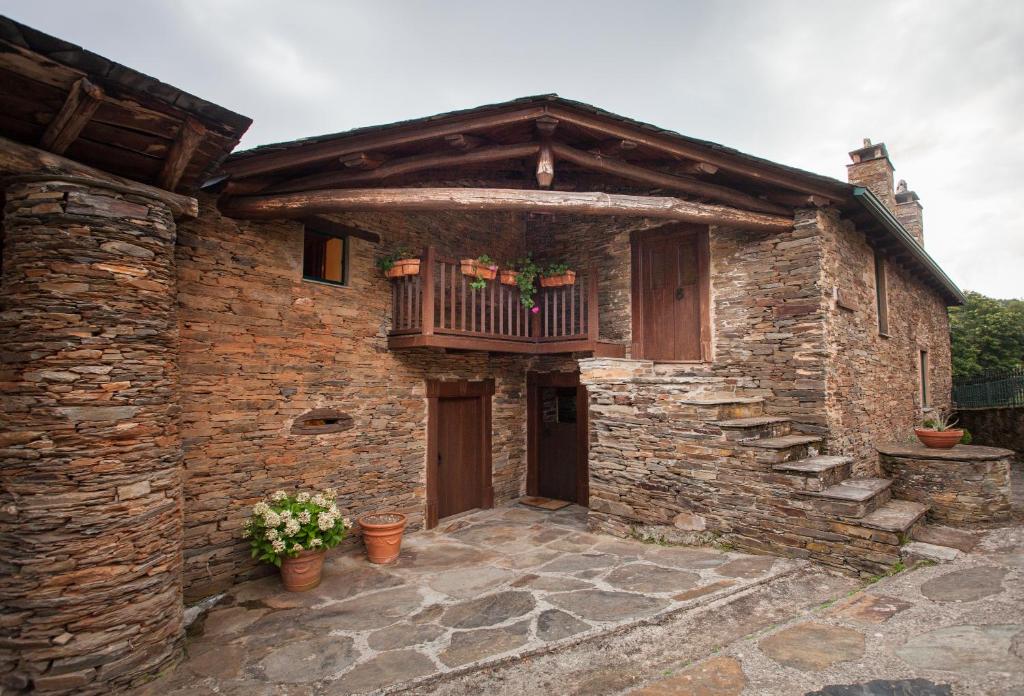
[0,14,251,192]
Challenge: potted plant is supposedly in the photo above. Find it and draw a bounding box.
[461,254,498,291]
[358,512,408,564]
[243,488,350,592]
[377,245,420,278]
[501,255,541,310]
[539,262,576,287]
[914,412,966,449]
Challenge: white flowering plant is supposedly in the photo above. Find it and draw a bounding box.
[243,489,351,566]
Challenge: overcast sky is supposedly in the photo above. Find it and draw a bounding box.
[4,0,1022,298]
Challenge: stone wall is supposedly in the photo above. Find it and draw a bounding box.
[956,407,1024,454]
[819,209,952,473]
[0,179,184,692]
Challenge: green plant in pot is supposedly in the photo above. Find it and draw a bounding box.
[500,255,540,310]
[914,411,965,449]
[376,245,419,278]
[539,261,576,287]
[461,254,498,290]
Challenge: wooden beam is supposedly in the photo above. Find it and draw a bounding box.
[445,133,484,150]
[301,216,380,243]
[0,135,197,218]
[220,187,794,232]
[762,190,834,208]
[340,152,387,169]
[549,142,790,215]
[39,77,105,155]
[158,117,206,191]
[680,161,719,176]
[591,139,638,156]
[536,142,555,188]
[535,116,559,136]
[268,142,541,193]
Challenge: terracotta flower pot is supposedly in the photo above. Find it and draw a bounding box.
[539,270,576,287]
[460,259,498,281]
[280,549,326,592]
[359,512,408,564]
[914,428,964,449]
[499,269,519,285]
[385,258,420,279]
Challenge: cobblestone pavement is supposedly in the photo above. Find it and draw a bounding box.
[142,503,801,695]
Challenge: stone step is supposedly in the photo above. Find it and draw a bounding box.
[715,416,792,441]
[677,396,765,421]
[772,455,853,491]
[901,541,960,564]
[857,499,929,534]
[803,477,893,518]
[738,434,822,464]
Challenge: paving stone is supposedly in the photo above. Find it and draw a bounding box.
[201,606,269,638]
[366,622,445,651]
[185,643,247,680]
[604,563,701,594]
[896,624,1024,672]
[673,580,737,602]
[256,636,358,683]
[919,566,1007,602]
[547,589,669,622]
[642,546,728,570]
[539,553,618,574]
[829,593,913,624]
[716,556,776,578]
[536,609,591,642]
[397,543,497,572]
[511,574,593,592]
[311,586,424,631]
[547,532,602,552]
[311,562,406,602]
[902,541,959,564]
[427,565,515,598]
[805,679,953,696]
[325,649,435,694]
[494,548,563,570]
[439,619,532,667]
[759,622,865,671]
[631,656,747,695]
[440,590,536,629]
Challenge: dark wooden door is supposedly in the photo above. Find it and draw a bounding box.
[634,227,703,360]
[538,387,578,502]
[436,397,483,519]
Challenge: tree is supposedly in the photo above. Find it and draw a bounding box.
[949,291,1024,379]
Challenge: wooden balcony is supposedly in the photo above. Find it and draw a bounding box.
[388,248,624,356]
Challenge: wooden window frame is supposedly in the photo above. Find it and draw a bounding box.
[919,349,929,408]
[302,224,350,287]
[425,379,494,529]
[875,251,889,337]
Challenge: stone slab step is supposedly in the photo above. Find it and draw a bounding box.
[772,455,853,491]
[740,434,821,450]
[716,416,791,428]
[677,397,764,420]
[715,416,791,441]
[857,499,929,533]
[901,541,960,564]
[803,477,892,518]
[912,525,980,553]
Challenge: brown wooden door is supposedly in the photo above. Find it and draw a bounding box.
[633,227,704,360]
[538,387,578,502]
[436,397,483,519]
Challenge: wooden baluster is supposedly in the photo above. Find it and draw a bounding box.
[460,273,467,331]
[438,260,446,330]
[588,267,599,342]
[421,247,435,335]
[471,279,476,332]
[450,263,457,330]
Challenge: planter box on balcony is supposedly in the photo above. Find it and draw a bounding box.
[461,259,498,281]
[385,259,420,278]
[540,270,576,287]
[499,269,519,285]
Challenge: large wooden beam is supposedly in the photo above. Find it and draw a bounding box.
[268,142,541,193]
[39,77,105,155]
[550,142,789,215]
[0,135,197,218]
[220,187,793,232]
[158,117,206,191]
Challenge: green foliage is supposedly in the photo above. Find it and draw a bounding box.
[468,255,496,291]
[543,261,571,277]
[244,489,350,567]
[960,428,973,445]
[950,291,1024,380]
[920,411,959,431]
[508,255,540,309]
[376,245,412,272]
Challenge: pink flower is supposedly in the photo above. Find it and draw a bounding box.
[531,306,540,314]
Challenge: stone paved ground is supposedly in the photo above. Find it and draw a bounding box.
[142,503,800,695]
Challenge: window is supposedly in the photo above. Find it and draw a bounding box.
[874,252,889,336]
[919,350,929,408]
[303,226,348,286]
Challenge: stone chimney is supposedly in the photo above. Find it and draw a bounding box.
[847,138,895,212]
[894,179,924,246]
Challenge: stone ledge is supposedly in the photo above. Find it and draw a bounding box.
[877,442,1014,461]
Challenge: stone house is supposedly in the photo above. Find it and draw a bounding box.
[0,17,965,693]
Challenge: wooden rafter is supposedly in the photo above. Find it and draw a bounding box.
[159,117,207,191]
[444,133,485,150]
[341,152,387,169]
[220,187,794,232]
[39,77,105,155]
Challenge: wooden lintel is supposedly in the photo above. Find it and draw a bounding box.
[301,216,380,243]
[341,152,388,170]
[536,142,555,188]
[39,77,105,155]
[549,142,790,216]
[268,142,541,193]
[220,187,794,232]
[535,116,559,136]
[444,133,484,150]
[158,117,207,191]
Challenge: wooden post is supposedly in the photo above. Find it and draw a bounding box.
[421,246,435,336]
[587,267,599,343]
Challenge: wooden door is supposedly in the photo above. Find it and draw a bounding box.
[632,225,707,361]
[528,373,589,506]
[436,396,483,519]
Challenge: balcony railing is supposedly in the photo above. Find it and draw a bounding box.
[388,247,621,355]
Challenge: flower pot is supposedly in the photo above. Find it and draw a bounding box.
[385,258,420,279]
[359,512,408,564]
[914,428,964,449]
[539,270,576,287]
[499,269,519,285]
[460,259,498,281]
[280,549,326,592]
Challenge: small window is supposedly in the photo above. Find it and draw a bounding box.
[556,387,577,424]
[919,350,929,407]
[874,252,889,336]
[303,226,348,286]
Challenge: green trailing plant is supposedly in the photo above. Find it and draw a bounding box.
[509,255,540,309]
[469,254,496,291]
[920,411,959,431]
[376,245,412,272]
[243,489,350,567]
[543,261,571,278]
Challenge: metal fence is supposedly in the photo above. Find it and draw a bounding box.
[953,367,1024,409]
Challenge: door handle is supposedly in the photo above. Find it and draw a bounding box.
[675,287,685,300]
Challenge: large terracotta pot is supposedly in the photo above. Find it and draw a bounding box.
[359,512,408,564]
[914,428,964,449]
[385,258,420,279]
[539,270,576,287]
[280,549,326,592]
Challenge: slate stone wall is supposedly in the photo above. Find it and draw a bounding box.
[956,407,1024,454]
[0,179,183,693]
